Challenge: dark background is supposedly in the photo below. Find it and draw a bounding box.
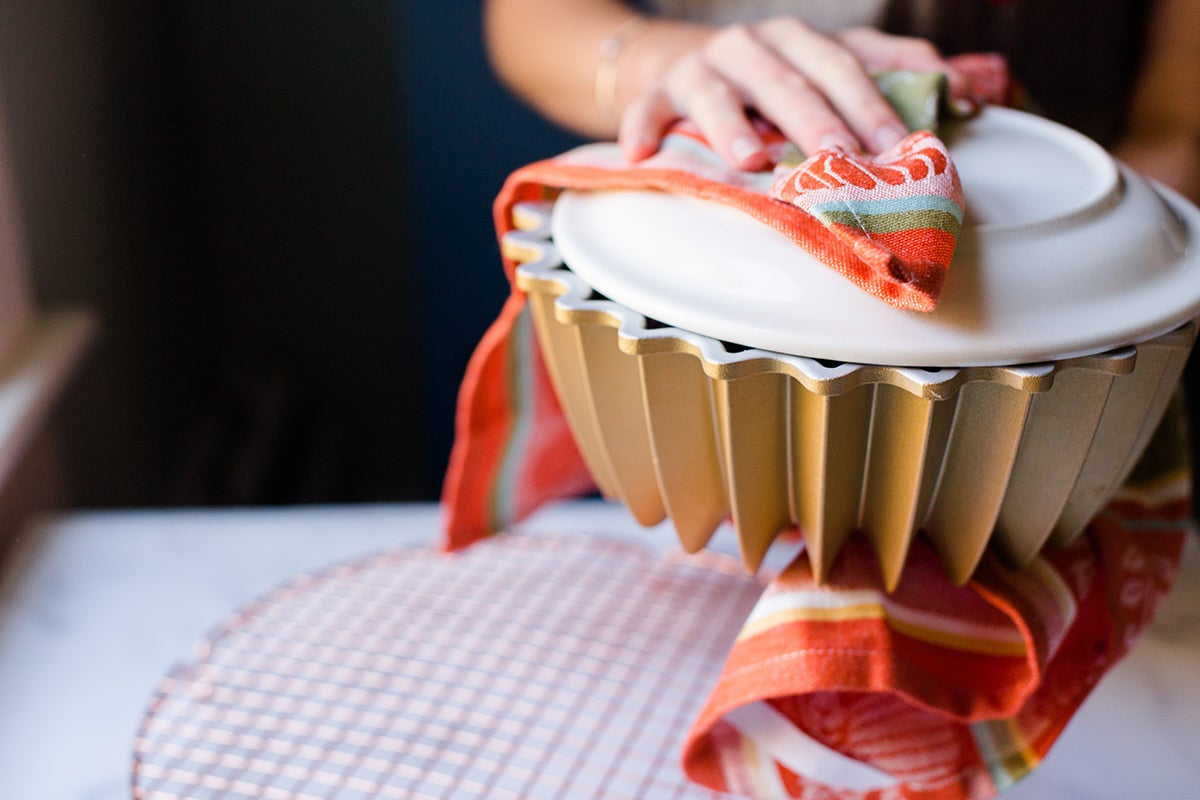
[0,1,581,507]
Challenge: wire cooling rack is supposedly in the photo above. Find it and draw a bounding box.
[133,534,764,799]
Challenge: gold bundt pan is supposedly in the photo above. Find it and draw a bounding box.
[508,201,1195,589]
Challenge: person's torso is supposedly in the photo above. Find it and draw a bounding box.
[645,0,887,30]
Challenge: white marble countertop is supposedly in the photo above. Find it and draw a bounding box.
[0,501,1196,799]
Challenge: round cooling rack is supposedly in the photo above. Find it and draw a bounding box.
[132,534,764,800]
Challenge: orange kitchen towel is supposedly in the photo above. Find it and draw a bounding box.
[487,121,961,314]
[772,131,962,289]
[680,444,1190,798]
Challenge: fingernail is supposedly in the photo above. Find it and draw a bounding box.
[730,135,764,163]
[632,133,659,156]
[950,96,978,117]
[873,122,907,151]
[817,132,857,153]
[621,132,657,161]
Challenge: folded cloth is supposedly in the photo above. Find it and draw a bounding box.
[681,413,1190,798]
[442,57,1007,549]
[772,131,962,288]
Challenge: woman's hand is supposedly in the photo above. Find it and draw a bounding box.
[619,18,971,170]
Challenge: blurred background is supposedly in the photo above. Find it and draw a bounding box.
[2,2,1197,514]
[0,0,582,508]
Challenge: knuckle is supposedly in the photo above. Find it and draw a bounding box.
[707,22,754,53]
[758,58,806,90]
[666,52,705,85]
[683,67,738,105]
[905,38,942,60]
[823,46,863,75]
[626,92,663,122]
[779,69,812,94]
[703,78,739,103]
[837,26,880,44]
[759,15,812,36]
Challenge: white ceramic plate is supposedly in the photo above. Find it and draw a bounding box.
[552,108,1200,366]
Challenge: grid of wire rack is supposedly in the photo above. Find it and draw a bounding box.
[133,533,764,799]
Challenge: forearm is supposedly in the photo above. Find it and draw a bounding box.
[483,0,710,138]
[485,2,966,167]
[1113,0,1200,201]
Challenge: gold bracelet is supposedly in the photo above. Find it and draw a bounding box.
[595,15,650,124]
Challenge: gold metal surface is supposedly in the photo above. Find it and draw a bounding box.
[859,385,940,590]
[715,373,792,573]
[790,384,872,583]
[993,366,1117,566]
[639,352,728,552]
[922,382,1032,585]
[1048,326,1194,547]
[524,283,622,500]
[577,323,666,526]
[508,201,1196,586]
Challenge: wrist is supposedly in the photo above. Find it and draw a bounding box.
[595,15,652,125]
